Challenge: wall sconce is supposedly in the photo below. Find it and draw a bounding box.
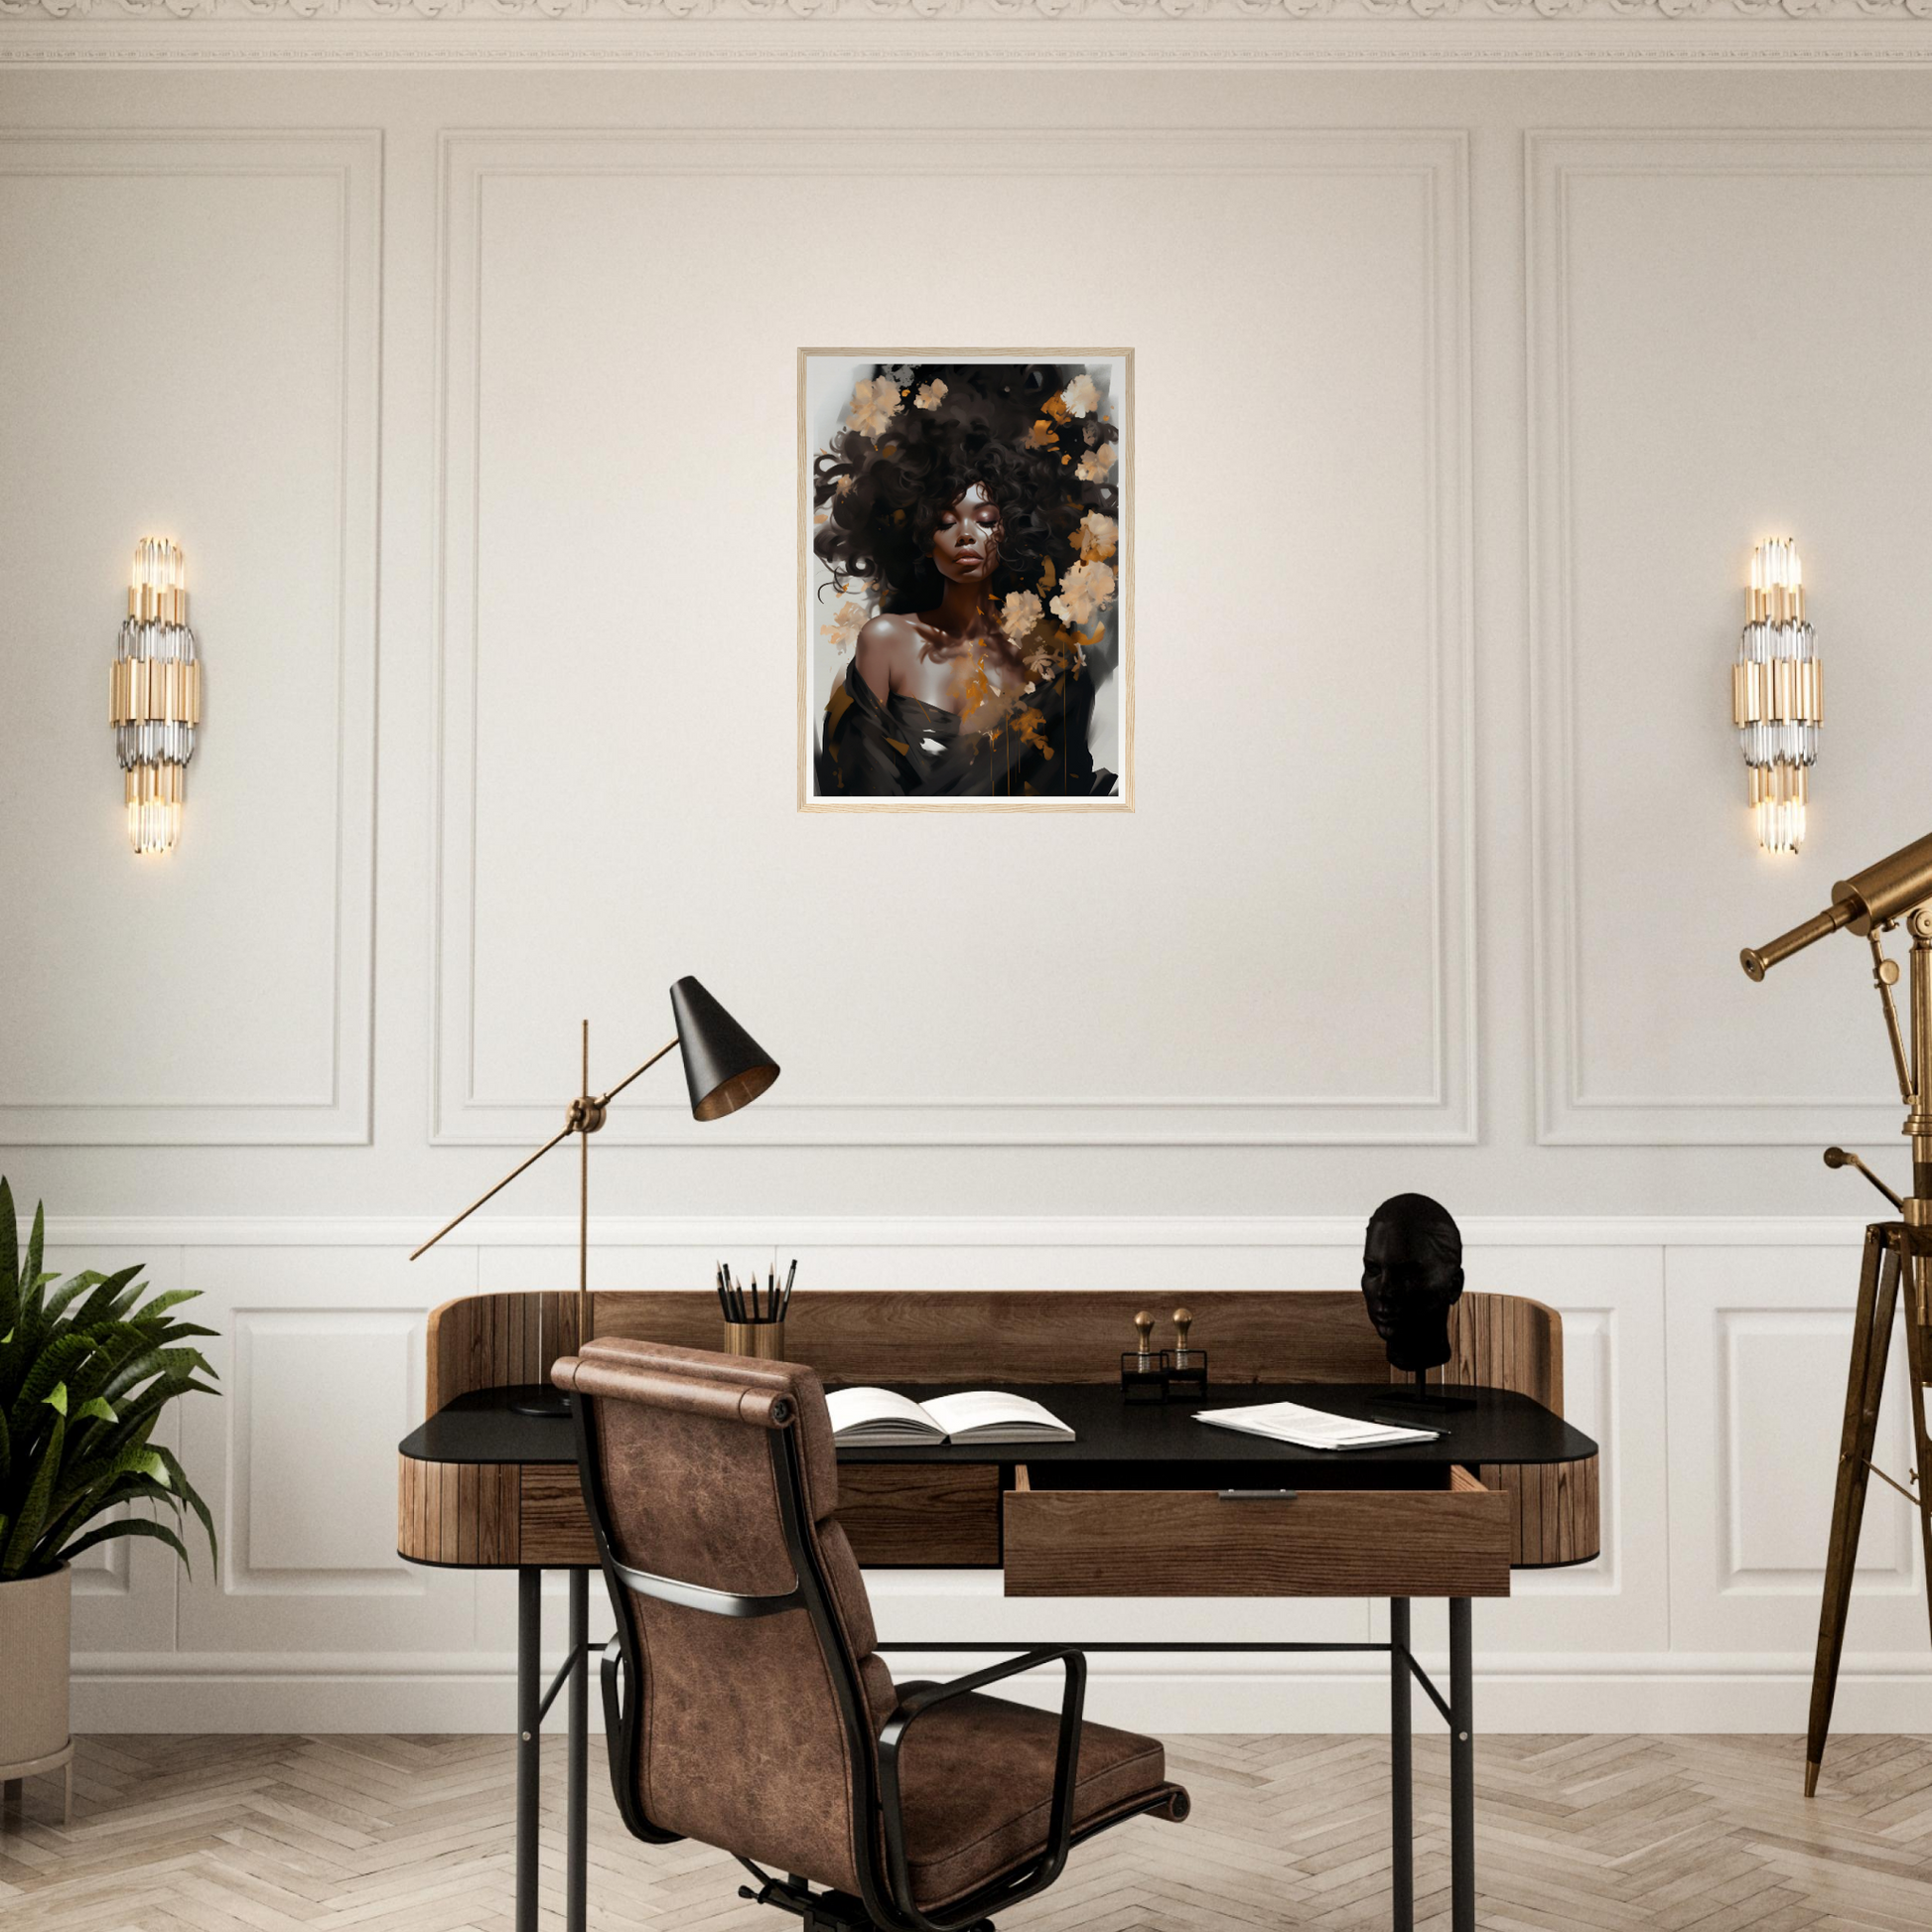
[1733,536,1821,856]
[110,538,201,856]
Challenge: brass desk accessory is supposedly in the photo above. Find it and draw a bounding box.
[1121,1309,1164,1402]
[1740,825,1932,1794]
[1165,1306,1208,1401]
[409,977,779,1416]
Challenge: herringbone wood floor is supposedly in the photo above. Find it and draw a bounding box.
[2,1733,1929,1931]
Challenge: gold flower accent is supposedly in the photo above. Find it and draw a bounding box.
[1074,442,1116,484]
[821,600,870,657]
[1072,510,1118,563]
[848,376,899,438]
[1061,373,1102,419]
[1025,419,1057,448]
[1049,559,1116,627]
[1000,591,1044,644]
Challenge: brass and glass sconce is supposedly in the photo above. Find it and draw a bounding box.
[111,538,201,856]
[1733,537,1821,855]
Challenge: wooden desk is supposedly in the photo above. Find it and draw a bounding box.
[397,1290,1598,1932]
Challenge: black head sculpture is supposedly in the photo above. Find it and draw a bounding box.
[1360,1193,1465,1374]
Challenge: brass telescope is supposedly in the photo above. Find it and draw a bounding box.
[1741,825,1932,979]
[1740,825,1932,1800]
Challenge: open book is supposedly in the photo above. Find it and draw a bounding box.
[1195,1400,1441,1451]
[825,1387,1075,1448]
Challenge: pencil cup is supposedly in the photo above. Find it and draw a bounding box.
[725,1320,786,1360]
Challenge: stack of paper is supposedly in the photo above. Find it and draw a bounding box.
[1195,1401,1440,1451]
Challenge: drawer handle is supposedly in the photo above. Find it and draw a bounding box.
[1217,1488,1299,1502]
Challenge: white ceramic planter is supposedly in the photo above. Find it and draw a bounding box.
[0,1564,71,1776]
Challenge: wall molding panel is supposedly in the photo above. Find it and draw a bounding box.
[1527,130,1932,1148]
[432,128,1476,1150]
[0,129,381,1147]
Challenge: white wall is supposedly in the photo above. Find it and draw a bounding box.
[5,40,1932,1731]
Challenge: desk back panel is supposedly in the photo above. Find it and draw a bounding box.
[425,1290,1562,1415]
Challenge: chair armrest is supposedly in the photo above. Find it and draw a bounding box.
[875,1647,1088,1932]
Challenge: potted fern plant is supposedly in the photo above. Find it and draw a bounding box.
[0,1177,219,1790]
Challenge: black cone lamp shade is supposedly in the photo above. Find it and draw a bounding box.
[671,976,780,1121]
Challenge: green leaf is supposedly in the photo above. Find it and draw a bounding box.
[149,1445,218,1569]
[23,1201,44,1318]
[44,1382,68,1418]
[122,1289,204,1323]
[1,1405,64,1578]
[54,1514,191,1574]
[0,1176,17,1323]
[11,1333,95,1435]
[73,1397,116,1425]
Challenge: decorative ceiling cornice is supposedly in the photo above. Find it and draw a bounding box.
[7,0,1932,16]
[7,0,1932,65]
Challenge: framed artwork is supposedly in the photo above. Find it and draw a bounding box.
[798,349,1132,810]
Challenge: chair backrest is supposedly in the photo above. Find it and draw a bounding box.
[552,1338,897,1895]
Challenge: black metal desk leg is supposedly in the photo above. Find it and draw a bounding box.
[516,1568,541,1932]
[1449,1597,1474,1932]
[1390,1598,1413,1932]
[568,1569,589,1932]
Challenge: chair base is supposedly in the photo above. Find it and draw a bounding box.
[739,1871,991,1932]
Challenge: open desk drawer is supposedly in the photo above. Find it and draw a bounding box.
[1003,1461,1512,1598]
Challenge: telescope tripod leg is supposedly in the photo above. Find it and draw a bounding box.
[1901,1247,1932,1661]
[1805,1226,1901,1796]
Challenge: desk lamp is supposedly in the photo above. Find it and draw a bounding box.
[410,976,779,1415]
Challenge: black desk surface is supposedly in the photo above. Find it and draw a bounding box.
[400,1382,1595,1470]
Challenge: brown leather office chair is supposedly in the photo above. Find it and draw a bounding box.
[552,1338,1188,1932]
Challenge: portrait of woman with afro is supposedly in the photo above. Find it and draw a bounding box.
[803,356,1128,802]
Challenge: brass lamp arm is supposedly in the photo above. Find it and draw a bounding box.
[594,1035,679,1112]
[408,1033,678,1263]
[409,1120,578,1261]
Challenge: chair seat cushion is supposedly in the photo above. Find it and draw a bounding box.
[889,1689,1182,1909]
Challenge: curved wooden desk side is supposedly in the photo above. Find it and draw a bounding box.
[399,1290,1597,1571]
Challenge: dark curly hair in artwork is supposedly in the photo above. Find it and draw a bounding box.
[812,361,1120,615]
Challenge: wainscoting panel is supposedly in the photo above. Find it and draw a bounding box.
[433,130,1474,1149]
[172,1242,481,1659]
[1528,131,1932,1146]
[0,131,380,1146]
[1665,1241,1928,1659]
[44,1214,1932,1733]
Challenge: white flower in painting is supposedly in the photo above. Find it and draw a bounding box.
[820,600,870,657]
[1074,441,1117,483]
[848,377,899,438]
[1000,590,1044,643]
[1071,511,1118,562]
[914,379,949,411]
[1061,372,1102,419]
[1049,560,1116,627]
[920,736,945,755]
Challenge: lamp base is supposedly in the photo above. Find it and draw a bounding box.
[507,1383,570,1419]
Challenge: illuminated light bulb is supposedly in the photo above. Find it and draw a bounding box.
[110,538,200,856]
